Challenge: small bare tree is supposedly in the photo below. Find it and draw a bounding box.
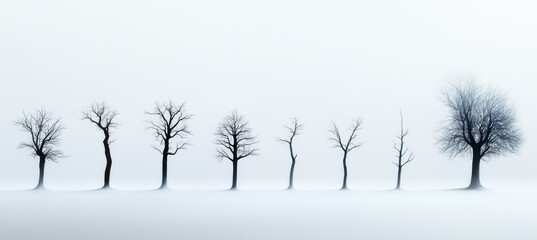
[15,109,64,189]
[329,118,363,190]
[82,102,118,189]
[146,101,192,189]
[277,118,304,190]
[215,111,258,190]
[392,112,414,190]
[439,77,522,189]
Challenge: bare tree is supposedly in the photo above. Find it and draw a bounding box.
[439,77,522,189]
[329,118,363,190]
[215,111,258,190]
[392,111,414,190]
[15,109,64,189]
[277,118,304,190]
[82,102,118,189]
[146,101,192,189]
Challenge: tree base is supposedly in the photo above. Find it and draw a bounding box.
[466,184,484,190]
[466,179,484,190]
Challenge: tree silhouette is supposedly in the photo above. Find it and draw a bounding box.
[329,118,362,190]
[439,77,522,189]
[15,109,64,189]
[146,101,192,189]
[215,111,258,190]
[82,102,118,189]
[392,112,414,190]
[277,118,304,190]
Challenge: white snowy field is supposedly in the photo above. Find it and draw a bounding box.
[0,189,536,240]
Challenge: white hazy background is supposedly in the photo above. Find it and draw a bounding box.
[0,0,536,190]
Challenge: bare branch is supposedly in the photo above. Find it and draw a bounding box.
[215,110,258,162]
[438,76,523,159]
[82,102,119,144]
[394,111,414,168]
[277,117,304,144]
[329,118,363,153]
[402,152,415,167]
[15,109,65,161]
[146,101,193,158]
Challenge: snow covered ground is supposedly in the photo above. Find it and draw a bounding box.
[0,189,536,240]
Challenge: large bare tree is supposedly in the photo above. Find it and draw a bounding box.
[15,109,64,189]
[82,102,118,189]
[329,118,363,190]
[439,77,522,189]
[277,118,304,190]
[146,101,192,189]
[392,112,414,190]
[215,111,258,190]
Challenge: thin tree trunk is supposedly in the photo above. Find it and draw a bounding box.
[36,155,46,189]
[468,148,482,189]
[288,143,295,190]
[102,135,112,189]
[161,155,168,189]
[396,152,402,190]
[231,160,238,190]
[288,159,296,190]
[396,166,402,190]
[160,143,169,189]
[341,152,348,190]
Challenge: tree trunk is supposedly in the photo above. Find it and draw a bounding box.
[231,160,238,190]
[160,143,169,189]
[102,135,112,189]
[288,159,296,190]
[341,152,348,190]
[161,154,168,189]
[396,166,402,190]
[288,143,296,190]
[36,155,46,189]
[468,147,482,189]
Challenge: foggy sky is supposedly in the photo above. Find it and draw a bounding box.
[0,0,536,190]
